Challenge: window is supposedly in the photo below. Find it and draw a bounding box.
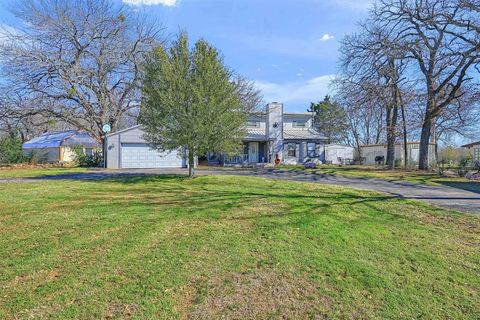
[293,121,306,128]
[307,143,316,157]
[287,143,297,157]
[247,120,259,127]
[474,148,480,161]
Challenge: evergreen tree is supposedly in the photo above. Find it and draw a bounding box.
[139,33,251,176]
[308,96,349,144]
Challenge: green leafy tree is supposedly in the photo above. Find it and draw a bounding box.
[139,33,251,177]
[0,135,24,164]
[308,95,349,144]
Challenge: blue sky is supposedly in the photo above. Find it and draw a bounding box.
[0,0,374,112]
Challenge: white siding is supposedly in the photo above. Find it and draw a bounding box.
[360,143,436,166]
[473,147,480,161]
[325,145,355,164]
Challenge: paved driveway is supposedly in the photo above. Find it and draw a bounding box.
[1,167,479,213]
[233,168,480,214]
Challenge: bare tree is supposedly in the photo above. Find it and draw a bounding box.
[335,80,385,155]
[338,22,408,169]
[0,0,163,144]
[232,75,263,113]
[0,89,63,141]
[375,0,480,169]
[435,87,480,144]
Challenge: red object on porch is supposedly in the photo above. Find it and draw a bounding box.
[274,154,280,165]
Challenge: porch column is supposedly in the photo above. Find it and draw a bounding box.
[299,141,306,163]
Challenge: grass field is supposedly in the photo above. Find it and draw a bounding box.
[1,174,479,319]
[0,167,87,179]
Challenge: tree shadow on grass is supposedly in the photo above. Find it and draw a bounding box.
[30,172,188,182]
[435,181,480,194]
[64,176,404,224]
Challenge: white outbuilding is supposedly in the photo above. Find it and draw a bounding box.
[359,142,436,166]
[322,144,356,164]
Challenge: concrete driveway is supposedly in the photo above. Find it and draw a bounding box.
[1,167,479,214]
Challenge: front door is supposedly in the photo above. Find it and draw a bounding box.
[248,142,258,163]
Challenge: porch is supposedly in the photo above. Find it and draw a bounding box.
[208,141,270,165]
[282,140,325,164]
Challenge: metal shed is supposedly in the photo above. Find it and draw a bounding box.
[105,125,187,169]
[22,130,98,163]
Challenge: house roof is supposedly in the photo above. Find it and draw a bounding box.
[245,128,269,141]
[461,141,480,148]
[284,129,327,140]
[105,125,141,137]
[22,130,98,149]
[283,112,313,116]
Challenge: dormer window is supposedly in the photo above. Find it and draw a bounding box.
[293,121,306,128]
[247,120,260,128]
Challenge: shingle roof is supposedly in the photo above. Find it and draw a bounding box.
[245,128,268,141]
[22,131,98,149]
[283,129,326,140]
[244,128,326,141]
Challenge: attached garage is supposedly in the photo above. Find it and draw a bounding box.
[105,125,187,169]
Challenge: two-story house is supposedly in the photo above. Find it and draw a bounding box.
[208,102,327,165]
[105,102,326,169]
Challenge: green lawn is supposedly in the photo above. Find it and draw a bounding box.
[1,175,479,319]
[0,167,87,179]
[278,165,480,193]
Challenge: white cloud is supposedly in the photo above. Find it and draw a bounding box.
[255,75,335,107]
[226,32,338,59]
[320,34,335,41]
[123,0,178,6]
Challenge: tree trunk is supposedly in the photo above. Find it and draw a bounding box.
[399,92,408,168]
[188,149,195,177]
[432,122,438,166]
[418,115,433,170]
[386,78,399,170]
[385,103,398,170]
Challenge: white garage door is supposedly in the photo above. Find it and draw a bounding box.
[121,143,183,168]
